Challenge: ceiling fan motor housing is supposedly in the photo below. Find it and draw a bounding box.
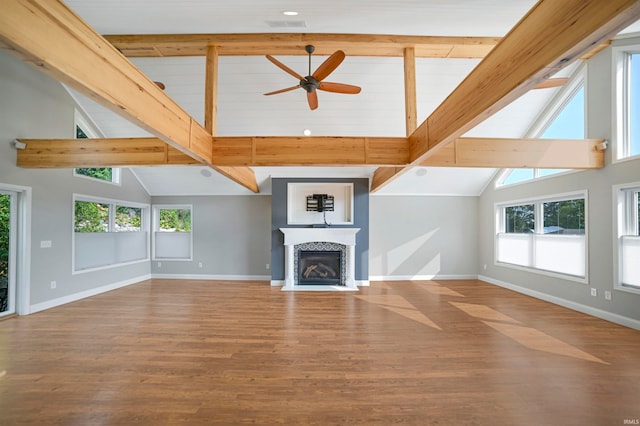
[301,76,319,92]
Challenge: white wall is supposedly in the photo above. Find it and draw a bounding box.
[0,51,151,311]
[369,195,479,280]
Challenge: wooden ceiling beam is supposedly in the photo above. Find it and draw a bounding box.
[16,137,604,169]
[370,0,640,192]
[16,138,199,168]
[105,32,609,59]
[106,33,500,58]
[0,0,258,193]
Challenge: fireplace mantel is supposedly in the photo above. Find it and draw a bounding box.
[279,227,360,290]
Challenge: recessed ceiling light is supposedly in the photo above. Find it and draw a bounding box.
[415,168,428,177]
[200,169,212,177]
[303,129,311,136]
[283,11,298,16]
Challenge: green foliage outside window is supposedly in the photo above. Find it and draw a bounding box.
[74,201,109,233]
[75,125,114,182]
[544,199,585,234]
[0,194,9,281]
[159,209,191,232]
[115,206,141,232]
[504,205,534,233]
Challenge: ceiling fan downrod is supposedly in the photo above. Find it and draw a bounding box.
[302,45,318,92]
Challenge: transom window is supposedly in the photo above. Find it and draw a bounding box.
[73,112,120,184]
[499,75,585,186]
[496,192,587,281]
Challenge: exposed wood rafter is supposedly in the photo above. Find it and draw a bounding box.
[106,33,502,58]
[370,0,640,192]
[16,137,605,169]
[0,0,258,193]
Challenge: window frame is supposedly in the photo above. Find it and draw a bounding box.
[72,111,121,186]
[72,194,149,274]
[612,44,640,163]
[152,204,193,262]
[495,190,589,283]
[497,65,586,188]
[613,181,640,295]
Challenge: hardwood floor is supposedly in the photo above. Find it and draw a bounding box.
[0,279,638,425]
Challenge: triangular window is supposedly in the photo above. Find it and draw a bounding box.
[499,81,585,187]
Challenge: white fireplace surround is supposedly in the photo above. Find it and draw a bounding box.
[278,228,360,291]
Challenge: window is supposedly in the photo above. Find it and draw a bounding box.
[73,195,149,272]
[499,75,585,186]
[496,192,587,280]
[614,48,640,161]
[614,182,640,293]
[153,205,192,260]
[73,112,120,184]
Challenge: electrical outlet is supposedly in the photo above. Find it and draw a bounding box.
[50,281,56,289]
[483,264,487,270]
[157,262,162,268]
[266,263,270,270]
[40,240,52,248]
[590,288,597,297]
[605,291,612,301]
[198,262,203,268]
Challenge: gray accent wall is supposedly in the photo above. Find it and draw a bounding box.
[369,196,479,278]
[477,38,640,323]
[151,195,271,277]
[271,178,369,281]
[0,51,151,308]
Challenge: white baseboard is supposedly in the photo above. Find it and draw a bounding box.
[356,280,370,287]
[152,274,271,281]
[479,275,640,331]
[30,274,151,314]
[369,274,478,281]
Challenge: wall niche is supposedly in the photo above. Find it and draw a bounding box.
[287,182,353,225]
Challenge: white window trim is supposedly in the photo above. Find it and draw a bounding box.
[494,190,589,284]
[613,181,640,295]
[152,204,193,262]
[612,44,640,164]
[72,194,150,274]
[496,65,586,188]
[73,110,121,186]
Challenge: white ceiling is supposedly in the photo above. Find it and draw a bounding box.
[61,0,611,196]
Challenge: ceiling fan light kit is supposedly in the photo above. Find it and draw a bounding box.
[264,44,361,110]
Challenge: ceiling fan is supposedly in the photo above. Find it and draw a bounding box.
[264,45,361,110]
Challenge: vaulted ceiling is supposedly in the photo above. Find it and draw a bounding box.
[3,1,640,195]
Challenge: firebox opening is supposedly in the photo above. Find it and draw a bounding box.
[298,250,342,285]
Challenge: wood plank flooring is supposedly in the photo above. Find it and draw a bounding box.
[0,279,639,425]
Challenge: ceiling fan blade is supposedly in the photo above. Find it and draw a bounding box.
[318,82,361,94]
[264,85,301,96]
[266,55,305,81]
[312,50,346,82]
[534,77,569,90]
[307,90,318,110]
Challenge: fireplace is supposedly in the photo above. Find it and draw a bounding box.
[279,228,360,290]
[298,250,342,285]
